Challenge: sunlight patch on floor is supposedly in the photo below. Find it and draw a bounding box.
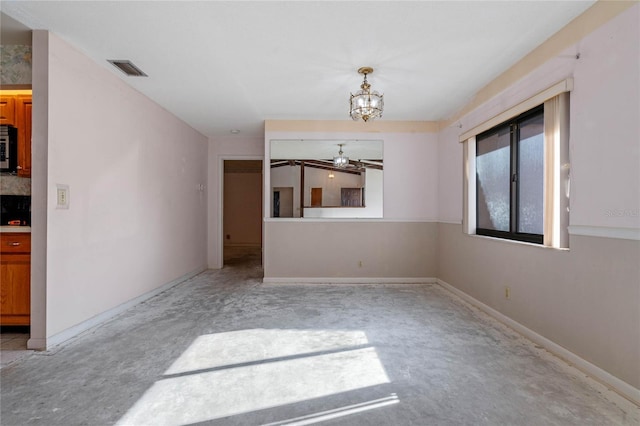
[164,329,369,375]
[117,329,389,425]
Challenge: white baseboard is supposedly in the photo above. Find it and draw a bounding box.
[264,218,440,223]
[35,266,206,350]
[26,338,46,350]
[437,278,640,406]
[263,277,437,285]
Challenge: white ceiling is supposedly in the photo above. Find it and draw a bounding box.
[1,1,595,139]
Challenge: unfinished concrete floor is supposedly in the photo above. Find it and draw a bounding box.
[0,327,32,368]
[1,250,638,425]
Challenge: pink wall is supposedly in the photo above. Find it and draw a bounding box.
[34,32,208,343]
[569,6,639,229]
[438,4,640,231]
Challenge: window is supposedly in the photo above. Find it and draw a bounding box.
[461,81,571,248]
[476,106,544,244]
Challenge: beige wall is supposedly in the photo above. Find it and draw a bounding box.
[437,223,640,390]
[264,221,437,280]
[224,171,262,246]
[264,126,439,281]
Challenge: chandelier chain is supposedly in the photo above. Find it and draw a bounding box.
[349,66,383,122]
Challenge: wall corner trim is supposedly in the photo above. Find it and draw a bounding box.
[43,266,206,350]
[568,225,640,241]
[437,219,463,225]
[436,279,640,406]
[265,120,439,133]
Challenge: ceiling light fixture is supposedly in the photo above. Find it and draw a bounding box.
[328,171,335,179]
[333,144,349,168]
[349,67,383,122]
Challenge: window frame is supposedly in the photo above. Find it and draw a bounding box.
[475,105,544,245]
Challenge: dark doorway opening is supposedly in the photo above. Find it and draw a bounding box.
[223,160,263,266]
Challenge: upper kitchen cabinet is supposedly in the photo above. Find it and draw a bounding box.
[0,96,17,126]
[16,95,31,177]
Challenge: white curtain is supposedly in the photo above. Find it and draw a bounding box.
[462,137,476,235]
[543,92,570,248]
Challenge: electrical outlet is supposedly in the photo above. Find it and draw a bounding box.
[505,286,511,300]
[56,184,69,209]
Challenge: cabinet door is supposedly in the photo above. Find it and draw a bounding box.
[16,96,32,177]
[0,253,30,326]
[0,96,16,126]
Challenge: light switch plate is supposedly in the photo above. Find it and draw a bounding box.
[56,184,69,209]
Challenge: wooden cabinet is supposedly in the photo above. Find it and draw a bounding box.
[0,233,31,326]
[0,96,16,126]
[16,96,32,177]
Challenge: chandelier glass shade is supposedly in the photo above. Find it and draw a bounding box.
[333,144,349,168]
[350,67,384,122]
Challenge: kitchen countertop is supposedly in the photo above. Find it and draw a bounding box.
[0,226,31,233]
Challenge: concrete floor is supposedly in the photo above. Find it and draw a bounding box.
[0,328,32,368]
[1,249,638,425]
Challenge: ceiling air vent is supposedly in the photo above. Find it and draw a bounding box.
[107,60,147,77]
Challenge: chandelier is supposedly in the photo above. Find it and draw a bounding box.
[349,67,384,122]
[333,144,349,168]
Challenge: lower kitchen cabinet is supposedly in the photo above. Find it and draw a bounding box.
[0,233,30,326]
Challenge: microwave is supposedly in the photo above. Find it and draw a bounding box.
[0,194,30,226]
[0,125,18,173]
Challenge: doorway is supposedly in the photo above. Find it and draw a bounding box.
[223,160,263,266]
[272,187,294,217]
[311,187,323,207]
[341,187,363,207]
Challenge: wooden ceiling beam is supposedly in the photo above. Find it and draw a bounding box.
[271,159,382,172]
